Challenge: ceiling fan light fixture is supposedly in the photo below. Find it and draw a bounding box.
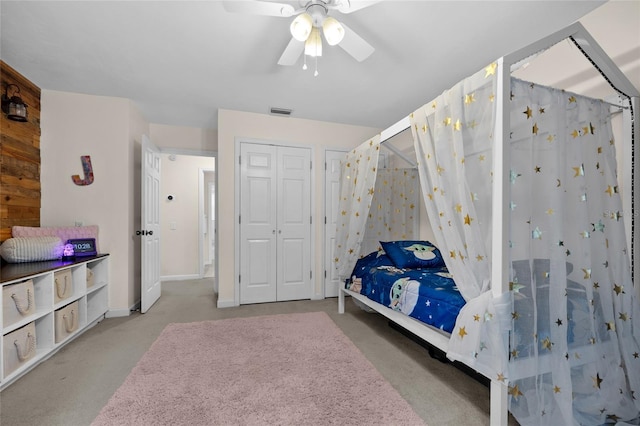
[322,17,344,46]
[304,27,322,57]
[290,13,313,41]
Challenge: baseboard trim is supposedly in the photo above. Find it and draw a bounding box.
[217,298,236,308]
[106,300,140,318]
[161,274,200,281]
[106,308,131,318]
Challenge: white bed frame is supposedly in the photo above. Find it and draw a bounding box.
[338,22,639,426]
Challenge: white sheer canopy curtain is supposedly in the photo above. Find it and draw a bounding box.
[410,64,510,379]
[411,63,640,425]
[362,167,420,255]
[506,79,640,425]
[334,135,381,281]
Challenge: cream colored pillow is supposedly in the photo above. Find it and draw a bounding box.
[0,237,64,263]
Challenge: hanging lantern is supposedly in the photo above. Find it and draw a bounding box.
[1,84,28,122]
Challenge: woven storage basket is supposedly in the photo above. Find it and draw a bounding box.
[2,280,35,326]
[55,301,79,343]
[3,322,36,376]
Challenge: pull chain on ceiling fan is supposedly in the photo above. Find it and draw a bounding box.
[223,0,380,76]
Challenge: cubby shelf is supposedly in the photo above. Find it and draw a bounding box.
[0,254,109,389]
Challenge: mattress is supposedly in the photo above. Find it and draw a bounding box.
[346,250,465,333]
[346,251,593,353]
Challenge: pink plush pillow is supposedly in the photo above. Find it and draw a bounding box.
[12,226,100,252]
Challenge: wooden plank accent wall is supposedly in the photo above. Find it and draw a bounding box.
[0,61,41,242]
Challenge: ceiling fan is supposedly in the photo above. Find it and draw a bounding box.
[222,1,380,73]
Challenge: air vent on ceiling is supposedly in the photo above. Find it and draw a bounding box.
[270,107,292,116]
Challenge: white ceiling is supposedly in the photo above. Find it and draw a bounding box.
[2,0,636,131]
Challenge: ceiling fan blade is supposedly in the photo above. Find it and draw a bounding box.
[335,0,382,14]
[338,23,374,62]
[278,38,305,66]
[222,0,295,17]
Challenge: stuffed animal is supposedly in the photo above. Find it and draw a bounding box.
[348,276,362,293]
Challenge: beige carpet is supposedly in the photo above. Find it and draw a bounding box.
[91,311,425,426]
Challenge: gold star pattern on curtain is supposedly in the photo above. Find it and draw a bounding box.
[505,79,639,424]
[412,70,640,422]
[407,68,640,425]
[334,136,381,280]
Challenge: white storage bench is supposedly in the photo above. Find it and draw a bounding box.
[0,254,109,389]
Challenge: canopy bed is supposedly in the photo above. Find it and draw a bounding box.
[335,22,640,426]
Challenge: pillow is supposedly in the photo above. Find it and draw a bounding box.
[12,225,100,252]
[380,240,445,269]
[0,236,64,263]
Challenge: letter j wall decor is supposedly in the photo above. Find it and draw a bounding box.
[72,155,94,186]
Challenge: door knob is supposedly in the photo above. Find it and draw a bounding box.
[136,230,143,236]
[147,230,154,236]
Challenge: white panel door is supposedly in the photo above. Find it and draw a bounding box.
[240,143,277,304]
[324,150,346,297]
[277,146,311,301]
[141,134,161,313]
[239,143,311,303]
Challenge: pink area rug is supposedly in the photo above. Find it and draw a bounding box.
[92,312,425,426]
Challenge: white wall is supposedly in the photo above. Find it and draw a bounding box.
[217,109,381,307]
[150,123,217,152]
[40,90,149,313]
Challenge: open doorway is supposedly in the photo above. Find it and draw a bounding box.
[160,152,216,287]
[200,169,216,282]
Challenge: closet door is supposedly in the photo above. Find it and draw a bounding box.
[324,150,346,298]
[277,146,311,301]
[239,143,311,304]
[240,143,277,304]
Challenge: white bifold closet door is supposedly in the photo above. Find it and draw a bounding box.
[324,150,345,298]
[240,142,312,304]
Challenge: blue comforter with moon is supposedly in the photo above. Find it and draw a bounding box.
[345,250,465,334]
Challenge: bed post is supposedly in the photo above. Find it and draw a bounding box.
[567,24,640,295]
[622,95,640,299]
[380,116,411,143]
[338,287,345,314]
[489,56,510,426]
[632,95,640,298]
